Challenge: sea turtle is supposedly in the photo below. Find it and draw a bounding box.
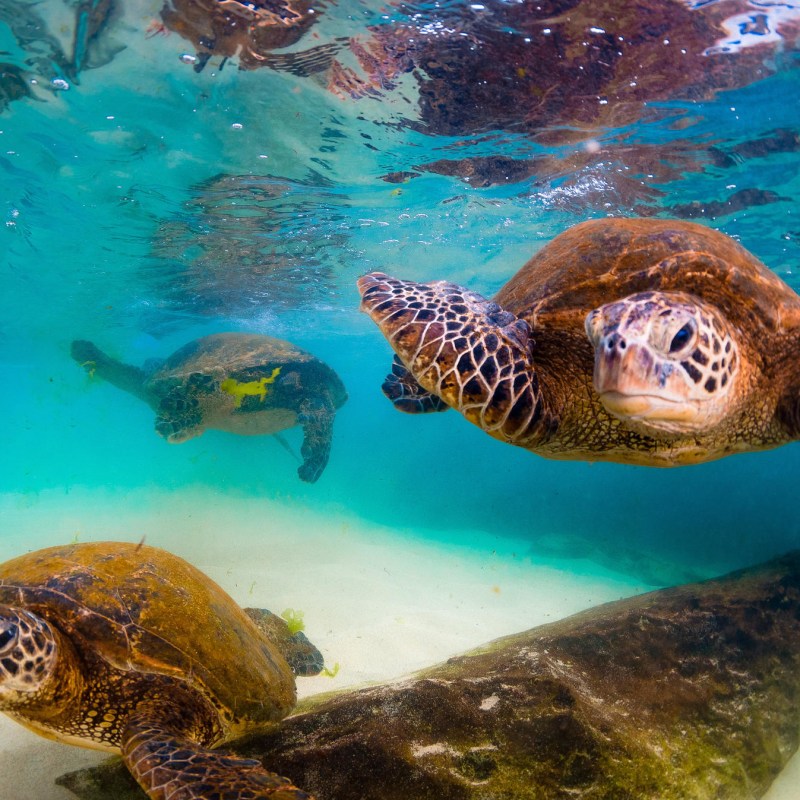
[71,333,347,482]
[357,217,800,466]
[0,540,324,799]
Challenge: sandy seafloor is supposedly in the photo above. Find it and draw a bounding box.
[0,488,796,800]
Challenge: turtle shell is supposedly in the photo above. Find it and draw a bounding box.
[147,332,347,408]
[0,541,296,733]
[496,218,800,338]
[150,333,316,383]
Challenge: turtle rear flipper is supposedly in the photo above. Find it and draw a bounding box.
[121,709,311,800]
[296,397,335,483]
[382,355,449,414]
[71,339,155,408]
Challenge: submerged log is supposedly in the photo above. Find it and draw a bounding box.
[58,552,800,799]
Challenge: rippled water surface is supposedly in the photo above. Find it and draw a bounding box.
[1,0,800,796]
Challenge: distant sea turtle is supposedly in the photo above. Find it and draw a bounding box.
[0,540,323,800]
[358,218,800,466]
[71,333,347,482]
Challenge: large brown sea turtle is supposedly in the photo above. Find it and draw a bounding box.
[357,218,800,466]
[71,333,347,482]
[0,540,323,799]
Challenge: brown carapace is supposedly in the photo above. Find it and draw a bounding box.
[0,541,322,800]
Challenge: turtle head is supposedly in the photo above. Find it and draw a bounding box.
[0,607,59,702]
[585,291,740,436]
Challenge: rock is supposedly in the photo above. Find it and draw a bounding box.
[57,552,800,800]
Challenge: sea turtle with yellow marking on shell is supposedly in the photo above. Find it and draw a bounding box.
[71,332,347,482]
[357,218,800,466]
[0,540,324,800]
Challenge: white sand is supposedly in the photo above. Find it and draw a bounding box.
[0,488,797,799]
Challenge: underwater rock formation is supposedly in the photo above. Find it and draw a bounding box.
[708,127,800,168]
[0,63,30,111]
[59,550,800,799]
[381,144,687,210]
[668,187,791,220]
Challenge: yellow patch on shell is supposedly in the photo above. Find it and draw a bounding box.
[220,367,281,408]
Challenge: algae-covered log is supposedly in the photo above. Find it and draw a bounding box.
[58,552,800,800]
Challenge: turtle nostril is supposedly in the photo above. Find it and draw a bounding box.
[605,333,625,352]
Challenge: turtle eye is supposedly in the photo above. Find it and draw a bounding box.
[0,623,17,651]
[669,321,695,354]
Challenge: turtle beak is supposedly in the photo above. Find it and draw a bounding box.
[587,307,674,406]
[591,333,696,424]
[593,332,655,396]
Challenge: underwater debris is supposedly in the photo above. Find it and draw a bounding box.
[321,662,340,679]
[280,607,306,634]
[221,367,283,407]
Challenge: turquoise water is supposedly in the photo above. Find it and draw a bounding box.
[1,0,800,796]
[1,2,800,792]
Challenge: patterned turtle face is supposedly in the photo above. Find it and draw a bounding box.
[0,607,57,699]
[585,291,740,436]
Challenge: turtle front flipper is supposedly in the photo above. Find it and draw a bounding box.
[382,355,449,414]
[121,709,313,800]
[296,396,335,483]
[71,340,156,409]
[357,272,554,446]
